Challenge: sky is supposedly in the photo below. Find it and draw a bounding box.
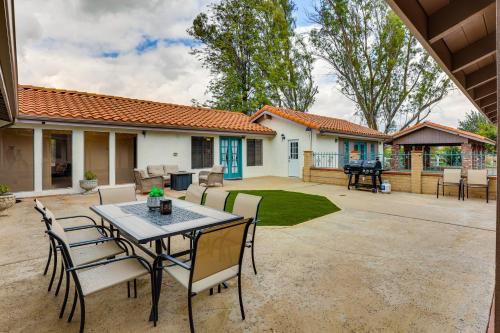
[15,0,475,128]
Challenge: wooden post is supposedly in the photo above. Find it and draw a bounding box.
[495,0,499,330]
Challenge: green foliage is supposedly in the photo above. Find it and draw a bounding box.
[188,0,317,114]
[84,171,97,180]
[310,0,451,133]
[458,110,496,152]
[0,184,10,195]
[149,186,164,198]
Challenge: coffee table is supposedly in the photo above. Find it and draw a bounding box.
[169,171,195,191]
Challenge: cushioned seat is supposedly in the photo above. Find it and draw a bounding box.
[165,261,239,293]
[72,242,126,266]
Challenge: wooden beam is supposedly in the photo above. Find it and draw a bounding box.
[452,33,496,73]
[480,94,498,108]
[429,0,495,44]
[474,80,497,101]
[466,63,497,90]
[483,103,497,115]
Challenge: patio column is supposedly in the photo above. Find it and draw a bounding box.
[109,131,116,186]
[33,128,43,194]
[391,144,400,170]
[461,142,473,171]
[72,129,84,192]
[410,148,423,194]
[303,150,312,182]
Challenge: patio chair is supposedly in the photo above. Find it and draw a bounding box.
[436,168,462,200]
[198,165,224,187]
[98,185,137,230]
[159,218,252,333]
[185,184,207,205]
[47,218,156,333]
[203,190,230,211]
[464,169,490,203]
[43,207,134,319]
[133,169,164,193]
[231,193,262,275]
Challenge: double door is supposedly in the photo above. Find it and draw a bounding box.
[220,137,242,179]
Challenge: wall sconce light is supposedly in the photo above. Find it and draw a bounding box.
[142,130,146,137]
[335,138,338,143]
[281,134,286,141]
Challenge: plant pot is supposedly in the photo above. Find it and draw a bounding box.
[147,196,163,210]
[0,193,15,212]
[79,179,98,192]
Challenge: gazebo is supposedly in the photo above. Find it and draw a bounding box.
[387,121,496,171]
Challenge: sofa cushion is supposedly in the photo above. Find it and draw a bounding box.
[164,165,179,174]
[148,165,165,176]
[211,165,224,173]
[134,169,148,179]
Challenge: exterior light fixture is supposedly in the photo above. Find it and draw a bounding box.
[281,134,286,141]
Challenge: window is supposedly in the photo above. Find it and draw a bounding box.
[191,137,214,169]
[247,139,263,166]
[43,130,72,189]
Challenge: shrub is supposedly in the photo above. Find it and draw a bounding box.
[149,186,164,198]
[0,184,10,195]
[84,171,97,180]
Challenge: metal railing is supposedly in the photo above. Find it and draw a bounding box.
[423,152,497,175]
[312,152,411,172]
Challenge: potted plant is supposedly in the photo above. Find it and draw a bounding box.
[80,171,98,193]
[0,184,15,212]
[147,186,164,210]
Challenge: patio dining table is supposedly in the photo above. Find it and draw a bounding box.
[90,197,241,321]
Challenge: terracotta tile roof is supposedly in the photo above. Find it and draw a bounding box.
[251,105,389,139]
[392,121,496,145]
[17,85,275,135]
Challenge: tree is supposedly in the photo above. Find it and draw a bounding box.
[458,110,497,151]
[188,0,317,114]
[310,0,452,133]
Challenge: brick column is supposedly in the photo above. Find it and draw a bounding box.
[411,149,423,194]
[303,151,313,182]
[461,142,472,172]
[391,144,400,170]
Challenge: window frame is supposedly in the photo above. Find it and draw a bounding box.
[247,138,263,167]
[191,136,214,169]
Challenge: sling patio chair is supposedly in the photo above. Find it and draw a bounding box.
[34,199,110,292]
[185,184,207,205]
[436,168,463,200]
[203,190,230,211]
[157,218,252,333]
[98,184,137,230]
[231,193,262,275]
[40,207,133,319]
[198,165,224,187]
[47,217,156,333]
[463,169,490,203]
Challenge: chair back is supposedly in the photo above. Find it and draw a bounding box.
[99,185,137,205]
[45,211,75,268]
[467,169,488,185]
[204,191,229,211]
[211,165,224,173]
[147,165,165,177]
[34,198,46,216]
[191,219,251,283]
[232,193,262,221]
[443,169,461,184]
[164,165,179,174]
[185,184,206,205]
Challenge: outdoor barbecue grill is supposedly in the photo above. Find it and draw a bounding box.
[343,159,383,193]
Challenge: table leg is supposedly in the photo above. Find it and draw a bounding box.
[149,240,163,322]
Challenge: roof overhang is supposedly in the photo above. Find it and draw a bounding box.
[0,0,17,126]
[385,0,498,123]
[16,115,277,137]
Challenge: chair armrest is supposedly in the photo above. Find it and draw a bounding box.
[161,254,191,270]
[69,236,116,247]
[64,224,110,237]
[67,255,152,272]
[58,215,98,225]
[198,170,210,176]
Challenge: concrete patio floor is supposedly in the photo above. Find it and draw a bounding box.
[0,176,495,332]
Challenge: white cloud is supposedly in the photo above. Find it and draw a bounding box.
[15,0,475,129]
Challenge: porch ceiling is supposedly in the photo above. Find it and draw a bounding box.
[386,0,498,123]
[0,0,17,124]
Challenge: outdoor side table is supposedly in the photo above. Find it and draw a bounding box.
[170,171,194,191]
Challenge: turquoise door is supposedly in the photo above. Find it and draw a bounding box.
[220,137,242,179]
[353,142,367,160]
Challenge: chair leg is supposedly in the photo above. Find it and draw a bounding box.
[217,284,221,293]
[68,288,78,323]
[188,293,195,333]
[59,269,70,318]
[55,259,64,296]
[487,185,489,203]
[79,293,86,333]
[251,242,257,275]
[436,182,439,198]
[237,274,245,320]
[127,281,131,298]
[43,244,52,276]
[48,247,58,292]
[134,279,137,298]
[150,272,157,326]
[209,288,213,296]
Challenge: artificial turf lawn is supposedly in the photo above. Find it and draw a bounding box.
[222,190,340,226]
